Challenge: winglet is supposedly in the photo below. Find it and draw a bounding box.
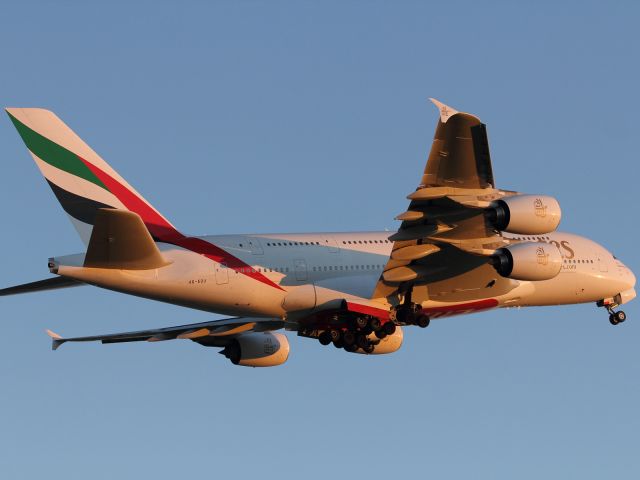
[46,329,66,351]
[429,98,459,124]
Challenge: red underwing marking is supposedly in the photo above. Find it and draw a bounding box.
[345,301,391,321]
[423,298,499,317]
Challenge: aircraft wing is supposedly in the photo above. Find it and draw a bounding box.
[373,99,514,302]
[47,317,284,350]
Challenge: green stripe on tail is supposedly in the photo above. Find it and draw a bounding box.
[7,112,108,190]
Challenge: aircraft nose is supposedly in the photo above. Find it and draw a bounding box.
[616,261,636,305]
[627,265,637,290]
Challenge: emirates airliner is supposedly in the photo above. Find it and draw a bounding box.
[1,99,635,367]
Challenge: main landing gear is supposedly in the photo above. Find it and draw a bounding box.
[391,288,430,328]
[312,289,430,353]
[598,299,627,326]
[316,316,397,354]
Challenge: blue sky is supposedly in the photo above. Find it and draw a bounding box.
[0,1,638,478]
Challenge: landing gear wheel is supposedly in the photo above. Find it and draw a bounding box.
[318,331,332,346]
[355,317,368,330]
[416,316,430,328]
[396,307,414,325]
[333,339,344,349]
[615,311,627,323]
[609,314,619,326]
[356,334,370,349]
[375,330,387,339]
[342,331,355,346]
[383,322,396,335]
[329,329,342,342]
[344,343,358,353]
[363,344,375,354]
[369,317,381,331]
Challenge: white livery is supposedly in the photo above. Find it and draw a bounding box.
[2,100,635,367]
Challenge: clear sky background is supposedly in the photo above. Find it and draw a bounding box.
[0,1,638,478]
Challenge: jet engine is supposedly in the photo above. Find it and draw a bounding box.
[220,332,290,367]
[492,242,562,281]
[489,195,561,235]
[354,326,404,355]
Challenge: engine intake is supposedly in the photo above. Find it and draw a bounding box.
[220,332,290,367]
[489,195,561,235]
[493,242,562,281]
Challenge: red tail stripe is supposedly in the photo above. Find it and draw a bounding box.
[78,156,284,291]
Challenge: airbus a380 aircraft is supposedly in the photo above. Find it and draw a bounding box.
[1,100,635,367]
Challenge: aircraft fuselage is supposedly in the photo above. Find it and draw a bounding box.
[51,230,636,321]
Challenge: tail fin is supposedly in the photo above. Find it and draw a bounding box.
[6,108,178,244]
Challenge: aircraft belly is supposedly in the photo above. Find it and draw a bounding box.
[517,271,623,306]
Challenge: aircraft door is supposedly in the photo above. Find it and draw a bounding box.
[215,262,229,284]
[246,238,264,255]
[598,255,608,273]
[294,259,308,282]
[323,237,339,253]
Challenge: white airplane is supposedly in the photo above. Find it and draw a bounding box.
[2,100,635,367]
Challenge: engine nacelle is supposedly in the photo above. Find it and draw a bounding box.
[220,332,290,367]
[489,195,561,235]
[493,242,562,281]
[355,326,403,355]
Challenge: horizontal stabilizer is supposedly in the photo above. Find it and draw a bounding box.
[84,209,170,270]
[0,276,82,296]
[46,329,66,350]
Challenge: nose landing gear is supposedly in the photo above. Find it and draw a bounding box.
[609,309,627,326]
[598,299,627,325]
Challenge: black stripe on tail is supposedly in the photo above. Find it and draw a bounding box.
[46,180,115,226]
